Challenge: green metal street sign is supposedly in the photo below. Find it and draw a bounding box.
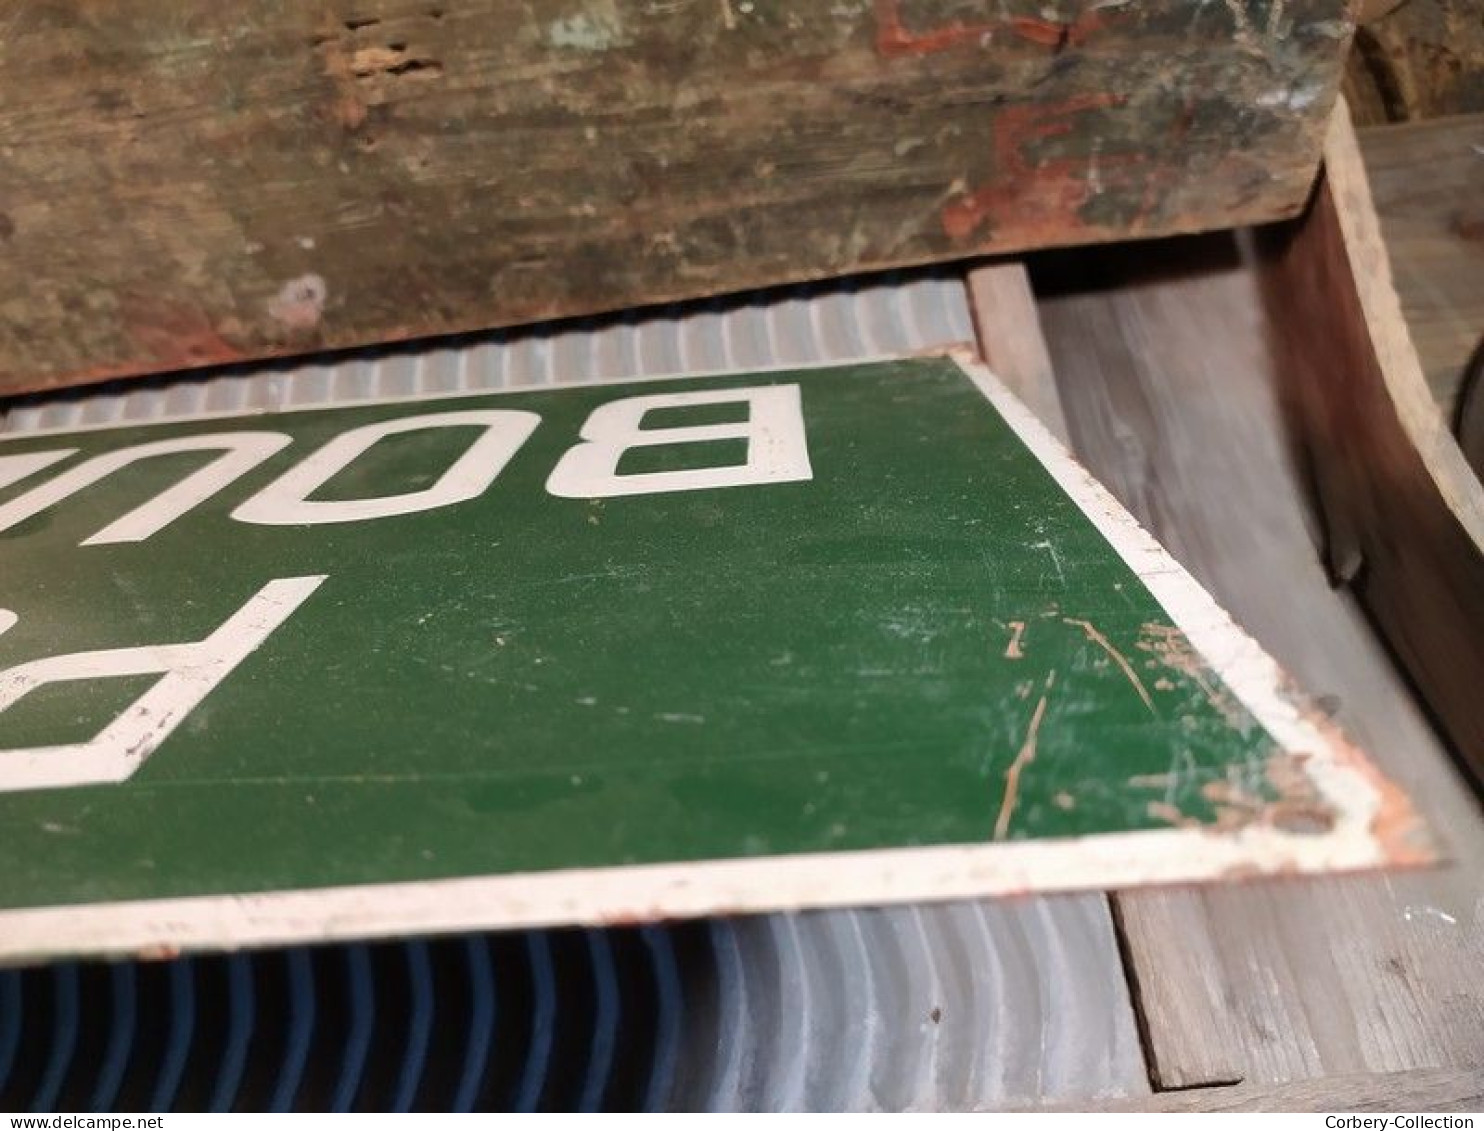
[0,354,1428,960]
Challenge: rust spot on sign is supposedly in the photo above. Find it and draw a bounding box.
[1294,701,1438,868]
[993,670,1056,841]
[1136,621,1245,727]
[1063,616,1154,712]
[1004,619,1027,659]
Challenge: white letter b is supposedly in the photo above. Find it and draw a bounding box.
[545,384,813,499]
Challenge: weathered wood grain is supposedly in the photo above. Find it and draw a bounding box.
[1033,228,1484,1090]
[967,263,1072,443]
[1357,113,1484,417]
[1343,0,1484,125]
[0,0,1354,396]
[1081,1068,1484,1112]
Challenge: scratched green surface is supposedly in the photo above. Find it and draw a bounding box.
[0,359,1282,910]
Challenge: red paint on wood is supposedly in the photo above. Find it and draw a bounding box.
[121,296,246,373]
[942,93,1127,243]
[875,0,1119,57]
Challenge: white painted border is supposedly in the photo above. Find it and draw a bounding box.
[0,351,1427,962]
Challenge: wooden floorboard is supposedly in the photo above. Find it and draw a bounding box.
[1042,236,1484,1087]
[1067,1068,1484,1112]
[970,235,1484,1090]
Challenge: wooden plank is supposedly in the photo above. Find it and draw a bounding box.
[1079,1068,1484,1112]
[967,264,1073,444]
[964,117,1484,1085]
[0,0,1356,397]
[1357,113,1484,418]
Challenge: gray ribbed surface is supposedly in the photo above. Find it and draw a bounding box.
[1,271,1148,1110]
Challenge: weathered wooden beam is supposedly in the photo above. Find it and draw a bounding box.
[1262,99,1484,789]
[1343,0,1484,125]
[967,262,1072,443]
[0,0,1354,396]
[1357,112,1484,418]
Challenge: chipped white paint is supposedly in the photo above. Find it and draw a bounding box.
[960,354,1415,873]
[1259,80,1326,111]
[1403,905,1459,927]
[267,273,328,330]
[547,1,628,51]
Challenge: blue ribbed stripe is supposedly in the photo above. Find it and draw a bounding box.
[515,934,555,1112]
[580,931,619,1112]
[707,922,748,1112]
[641,928,682,1112]
[270,949,314,1111]
[332,945,374,1112]
[150,960,194,1112]
[32,965,79,1112]
[0,970,21,1097]
[452,937,495,1112]
[91,964,136,1111]
[391,942,433,1112]
[210,955,253,1112]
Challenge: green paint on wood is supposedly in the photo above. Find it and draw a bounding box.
[0,358,1343,924]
